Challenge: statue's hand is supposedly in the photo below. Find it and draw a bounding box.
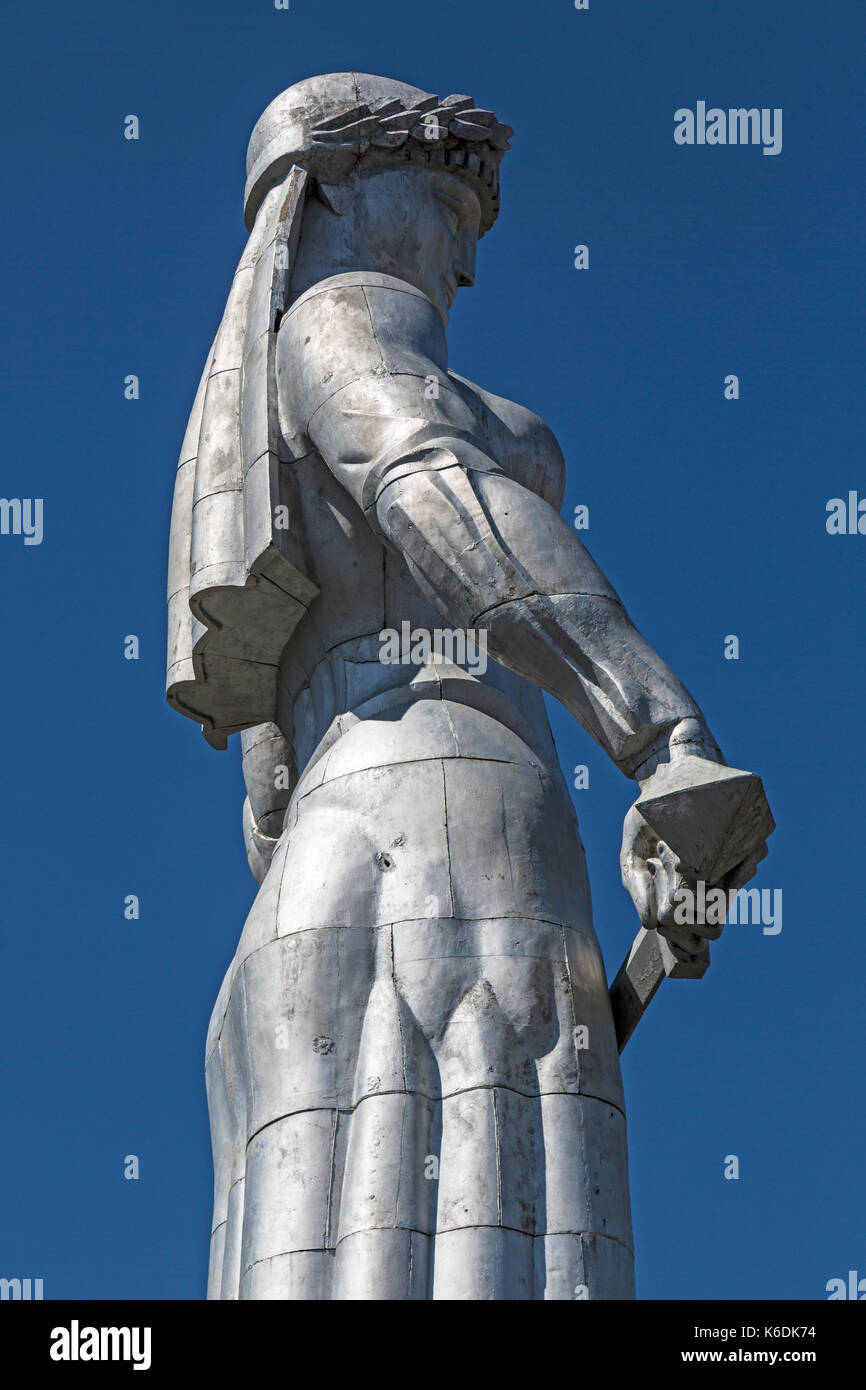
[620,804,768,953]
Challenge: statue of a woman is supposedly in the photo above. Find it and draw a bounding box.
[167,73,770,1300]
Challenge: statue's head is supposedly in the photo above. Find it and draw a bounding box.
[244,73,512,321]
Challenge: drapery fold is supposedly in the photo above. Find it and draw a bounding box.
[166,165,318,748]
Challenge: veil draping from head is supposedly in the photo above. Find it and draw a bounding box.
[166,164,317,749]
[166,73,511,749]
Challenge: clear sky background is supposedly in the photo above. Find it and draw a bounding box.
[1,0,863,1301]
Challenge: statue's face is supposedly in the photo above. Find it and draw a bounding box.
[331,167,482,322]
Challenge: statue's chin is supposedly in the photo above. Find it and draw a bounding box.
[384,266,450,321]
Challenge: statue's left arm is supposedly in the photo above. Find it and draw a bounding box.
[279,275,721,783]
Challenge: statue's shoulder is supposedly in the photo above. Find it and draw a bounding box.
[283,271,446,363]
[448,371,566,507]
[278,273,565,507]
[287,270,436,314]
[278,272,449,431]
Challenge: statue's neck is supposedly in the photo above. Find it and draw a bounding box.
[288,196,425,305]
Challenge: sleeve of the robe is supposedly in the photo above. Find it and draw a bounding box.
[276,272,722,781]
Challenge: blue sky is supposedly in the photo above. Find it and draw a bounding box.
[1,0,863,1299]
